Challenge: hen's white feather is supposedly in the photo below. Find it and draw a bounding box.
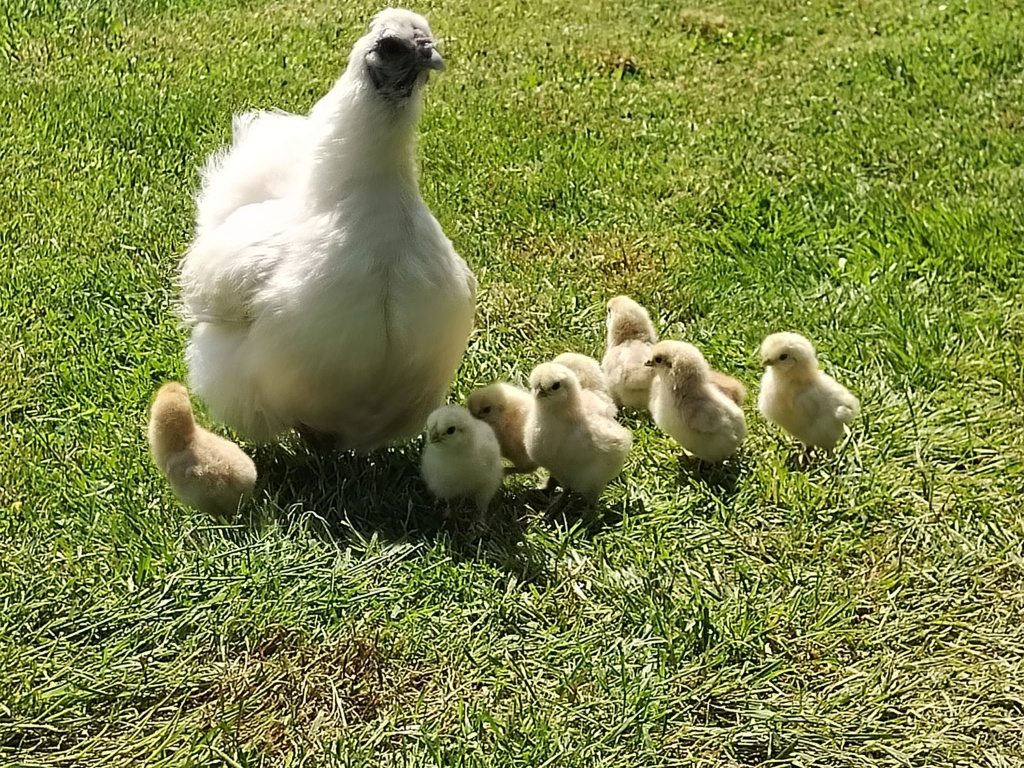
[179,10,475,450]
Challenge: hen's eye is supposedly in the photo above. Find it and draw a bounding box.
[551,382,561,390]
[446,426,455,435]
[779,354,789,361]
[376,37,406,59]
[482,406,492,414]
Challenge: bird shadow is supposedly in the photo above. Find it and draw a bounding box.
[243,440,625,584]
[249,439,445,543]
[236,438,634,587]
[675,451,746,501]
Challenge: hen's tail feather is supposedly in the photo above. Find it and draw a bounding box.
[195,109,308,234]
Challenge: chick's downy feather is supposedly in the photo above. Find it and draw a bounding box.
[757,332,860,450]
[466,383,537,473]
[524,363,631,502]
[601,296,657,410]
[420,405,503,512]
[148,383,257,519]
[180,9,475,450]
[552,352,617,420]
[648,341,746,462]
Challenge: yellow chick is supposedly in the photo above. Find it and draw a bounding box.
[147,382,257,519]
[524,363,632,502]
[420,405,503,513]
[552,352,617,420]
[757,332,861,450]
[466,383,538,473]
[601,295,657,410]
[646,341,747,462]
[710,370,747,406]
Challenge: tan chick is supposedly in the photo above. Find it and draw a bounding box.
[552,352,617,420]
[466,383,538,473]
[147,382,257,519]
[757,332,861,450]
[647,341,747,462]
[601,295,657,410]
[524,363,632,502]
[710,369,747,406]
[420,405,503,513]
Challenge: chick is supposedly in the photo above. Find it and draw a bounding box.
[466,383,538,473]
[147,382,257,519]
[601,295,657,410]
[710,370,747,406]
[646,341,747,462]
[524,363,632,502]
[420,405,503,514]
[552,352,617,420]
[757,332,861,450]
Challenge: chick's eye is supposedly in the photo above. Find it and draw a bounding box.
[482,406,492,414]
[376,37,406,59]
[654,356,663,364]
[779,354,789,361]
[446,426,455,435]
[551,381,561,390]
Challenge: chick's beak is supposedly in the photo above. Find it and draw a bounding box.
[644,359,654,367]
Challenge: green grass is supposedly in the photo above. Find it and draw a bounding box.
[2,0,1024,764]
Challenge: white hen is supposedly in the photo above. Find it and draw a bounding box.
[179,9,476,451]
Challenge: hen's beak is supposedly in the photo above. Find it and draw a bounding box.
[422,45,444,71]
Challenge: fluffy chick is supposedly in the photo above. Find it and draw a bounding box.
[710,369,747,406]
[466,383,537,473]
[420,405,503,513]
[757,332,860,450]
[647,341,747,462]
[601,295,658,410]
[524,363,632,502]
[552,352,617,420]
[147,382,257,519]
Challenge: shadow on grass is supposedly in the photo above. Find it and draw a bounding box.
[239,440,630,584]
[675,450,747,500]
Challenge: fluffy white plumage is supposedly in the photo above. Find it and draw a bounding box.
[420,405,503,513]
[147,382,257,519]
[552,352,617,420]
[601,295,658,411]
[647,341,747,462]
[757,332,861,450]
[466,383,538,473]
[179,9,475,451]
[524,363,632,502]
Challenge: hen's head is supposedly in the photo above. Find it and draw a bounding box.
[356,9,444,101]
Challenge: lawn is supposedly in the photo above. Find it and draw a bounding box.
[2,0,1023,764]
